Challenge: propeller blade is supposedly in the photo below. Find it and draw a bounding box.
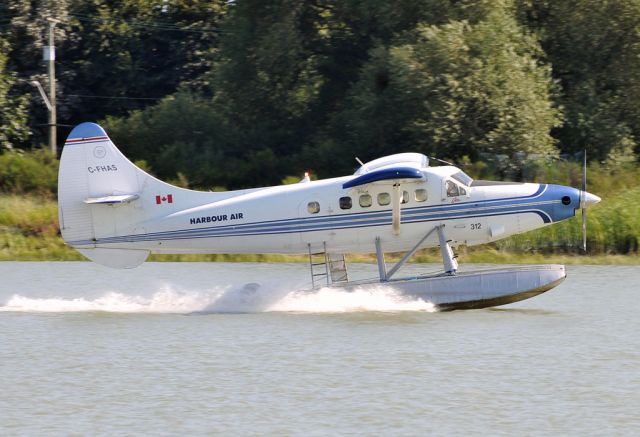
[582,150,587,251]
[582,204,587,251]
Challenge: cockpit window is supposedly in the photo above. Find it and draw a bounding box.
[446,180,460,197]
[451,171,473,186]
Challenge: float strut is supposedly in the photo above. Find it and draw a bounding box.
[385,226,439,281]
[375,237,387,281]
[437,225,458,275]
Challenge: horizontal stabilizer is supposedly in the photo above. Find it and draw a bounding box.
[84,194,139,204]
[343,167,424,189]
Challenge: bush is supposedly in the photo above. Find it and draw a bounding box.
[0,149,58,195]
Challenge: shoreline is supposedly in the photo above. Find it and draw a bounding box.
[1,193,638,266]
[1,242,637,265]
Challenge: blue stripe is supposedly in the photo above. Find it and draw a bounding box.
[179,184,548,235]
[69,185,555,246]
[64,139,109,146]
[69,207,551,246]
[127,184,549,239]
[83,199,550,243]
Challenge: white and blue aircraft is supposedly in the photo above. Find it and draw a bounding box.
[58,122,600,310]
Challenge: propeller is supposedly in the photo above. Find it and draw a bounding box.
[581,150,587,251]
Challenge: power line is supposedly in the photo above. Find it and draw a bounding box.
[68,13,225,34]
[0,14,226,34]
[64,93,161,101]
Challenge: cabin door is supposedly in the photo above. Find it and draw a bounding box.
[441,177,486,245]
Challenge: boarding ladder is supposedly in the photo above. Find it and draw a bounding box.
[308,242,349,289]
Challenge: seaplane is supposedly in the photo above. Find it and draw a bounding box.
[57,122,601,310]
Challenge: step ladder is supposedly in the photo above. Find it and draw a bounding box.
[308,243,349,288]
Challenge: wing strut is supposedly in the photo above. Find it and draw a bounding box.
[375,237,387,281]
[392,183,401,235]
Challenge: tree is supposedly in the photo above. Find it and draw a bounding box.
[102,91,224,188]
[102,0,564,186]
[0,0,228,147]
[518,0,640,163]
[0,38,30,150]
[0,0,70,148]
[314,3,560,173]
[60,0,228,124]
[205,0,444,180]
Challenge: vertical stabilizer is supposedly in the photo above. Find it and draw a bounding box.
[58,122,151,268]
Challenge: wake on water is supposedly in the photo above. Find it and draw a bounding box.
[0,282,436,314]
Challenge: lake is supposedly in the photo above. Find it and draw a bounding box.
[1,262,638,435]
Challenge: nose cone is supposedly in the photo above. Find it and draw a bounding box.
[582,191,601,208]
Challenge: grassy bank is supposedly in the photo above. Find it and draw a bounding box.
[1,191,638,264]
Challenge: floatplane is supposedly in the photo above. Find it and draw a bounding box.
[58,122,600,310]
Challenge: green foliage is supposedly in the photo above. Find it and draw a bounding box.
[1,0,640,187]
[319,4,560,172]
[103,91,235,189]
[281,175,303,185]
[0,194,79,261]
[0,149,58,194]
[497,187,640,255]
[0,38,30,149]
[0,0,228,147]
[101,0,565,185]
[0,194,58,235]
[518,0,640,162]
[58,0,228,122]
[3,0,640,263]
[0,0,70,147]
[464,158,640,255]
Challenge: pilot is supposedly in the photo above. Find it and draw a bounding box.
[446,180,459,197]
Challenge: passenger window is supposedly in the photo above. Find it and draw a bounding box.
[401,190,409,204]
[307,201,320,214]
[339,196,352,210]
[459,186,467,196]
[446,180,460,197]
[359,194,372,208]
[415,189,427,202]
[378,192,390,206]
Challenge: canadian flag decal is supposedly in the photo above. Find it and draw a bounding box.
[156,194,173,204]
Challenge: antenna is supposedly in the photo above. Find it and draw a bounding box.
[428,156,457,166]
[355,157,365,166]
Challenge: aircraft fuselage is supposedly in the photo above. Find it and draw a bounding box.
[79,169,583,255]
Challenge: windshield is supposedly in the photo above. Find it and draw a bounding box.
[451,171,473,186]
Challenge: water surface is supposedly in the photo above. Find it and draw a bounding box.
[1,262,638,435]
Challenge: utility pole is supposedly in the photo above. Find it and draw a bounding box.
[43,17,60,155]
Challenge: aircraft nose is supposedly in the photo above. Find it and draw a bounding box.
[582,191,601,208]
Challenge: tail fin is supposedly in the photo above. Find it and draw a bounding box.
[58,122,172,268]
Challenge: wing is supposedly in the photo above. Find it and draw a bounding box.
[342,167,424,189]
